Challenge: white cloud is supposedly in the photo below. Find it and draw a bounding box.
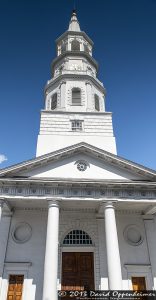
[0,154,7,164]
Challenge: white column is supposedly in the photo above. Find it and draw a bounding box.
[0,200,4,221]
[143,215,156,289]
[103,201,122,290]
[42,200,59,300]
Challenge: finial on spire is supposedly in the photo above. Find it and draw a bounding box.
[73,0,76,10]
[68,8,80,32]
[73,0,76,11]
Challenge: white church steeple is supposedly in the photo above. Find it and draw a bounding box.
[36,11,117,156]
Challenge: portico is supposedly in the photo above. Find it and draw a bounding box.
[0,174,156,300]
[41,198,123,299]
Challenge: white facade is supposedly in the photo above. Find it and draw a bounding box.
[0,10,156,300]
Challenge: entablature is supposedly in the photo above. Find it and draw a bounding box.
[0,178,156,201]
[51,51,98,73]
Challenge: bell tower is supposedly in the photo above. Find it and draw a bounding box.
[36,10,117,156]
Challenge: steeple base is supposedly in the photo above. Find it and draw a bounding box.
[36,111,117,156]
[36,135,116,156]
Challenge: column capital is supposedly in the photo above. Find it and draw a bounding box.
[101,201,117,209]
[0,199,5,207]
[85,81,92,86]
[60,80,66,85]
[46,199,59,208]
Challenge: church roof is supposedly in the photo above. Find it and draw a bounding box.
[0,142,156,181]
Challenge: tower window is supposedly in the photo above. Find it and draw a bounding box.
[71,39,80,51]
[71,120,82,131]
[51,93,57,110]
[84,44,90,54]
[72,88,81,105]
[94,94,100,111]
[61,43,66,53]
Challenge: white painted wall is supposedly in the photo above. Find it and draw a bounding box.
[36,111,117,156]
[39,112,113,134]
[0,213,12,294]
[143,215,156,289]
[1,210,47,300]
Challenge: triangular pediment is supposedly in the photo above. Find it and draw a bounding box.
[0,143,155,181]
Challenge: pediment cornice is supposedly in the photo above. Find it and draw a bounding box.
[0,142,156,180]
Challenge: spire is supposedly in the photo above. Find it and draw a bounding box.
[68,10,81,32]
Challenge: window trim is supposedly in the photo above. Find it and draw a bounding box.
[1,262,32,300]
[124,264,152,290]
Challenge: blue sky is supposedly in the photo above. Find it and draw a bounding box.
[0,0,156,169]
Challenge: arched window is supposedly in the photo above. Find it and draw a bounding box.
[51,93,57,110]
[71,39,80,51]
[63,230,93,245]
[72,88,81,105]
[94,94,100,111]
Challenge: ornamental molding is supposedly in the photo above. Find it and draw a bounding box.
[59,221,98,246]
[55,31,94,47]
[0,199,4,206]
[61,207,95,213]
[74,160,90,172]
[124,264,151,271]
[123,224,144,246]
[12,222,32,244]
[14,207,96,213]
[96,210,142,219]
[0,180,156,200]
[115,210,142,215]
[51,51,99,75]
[0,184,156,200]
[0,143,156,180]
[2,210,13,217]
[15,207,47,212]
[46,73,105,94]
[85,81,92,86]
[4,262,32,269]
[60,80,66,85]
[41,110,111,116]
[69,37,83,43]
